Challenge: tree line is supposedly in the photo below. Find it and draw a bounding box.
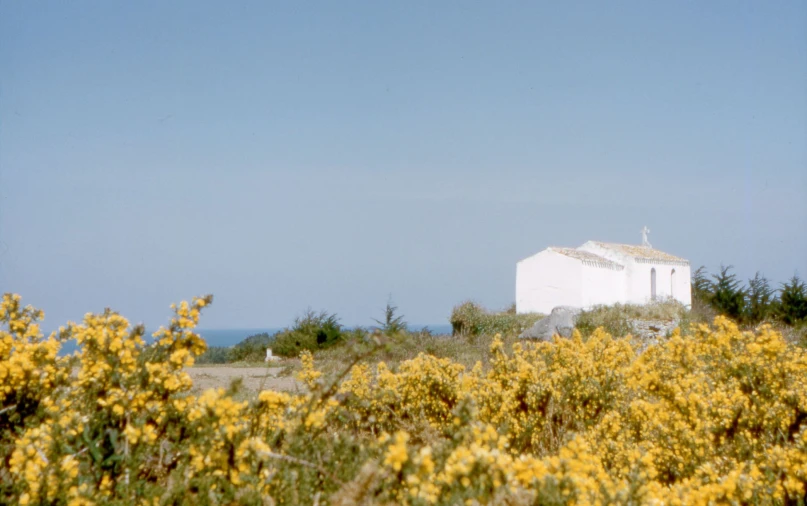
[691,266,807,326]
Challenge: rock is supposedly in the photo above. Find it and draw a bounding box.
[628,319,681,353]
[629,319,679,341]
[519,306,582,341]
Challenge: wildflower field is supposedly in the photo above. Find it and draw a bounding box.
[2,293,807,505]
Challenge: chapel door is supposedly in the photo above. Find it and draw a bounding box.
[651,268,657,301]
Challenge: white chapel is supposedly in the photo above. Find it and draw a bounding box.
[516,228,691,314]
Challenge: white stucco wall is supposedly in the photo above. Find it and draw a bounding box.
[578,241,691,306]
[516,250,582,314]
[627,262,660,303]
[580,262,626,308]
[623,262,691,305]
[656,264,691,306]
[674,265,692,306]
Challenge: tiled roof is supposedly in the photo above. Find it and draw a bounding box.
[549,247,625,269]
[591,242,689,264]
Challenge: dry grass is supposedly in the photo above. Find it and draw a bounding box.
[450,301,542,337]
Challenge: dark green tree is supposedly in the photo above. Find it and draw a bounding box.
[373,297,407,334]
[691,266,713,306]
[777,275,807,325]
[745,272,775,325]
[710,265,746,321]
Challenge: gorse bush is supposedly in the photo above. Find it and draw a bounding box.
[306,328,521,383]
[0,294,213,504]
[3,292,807,504]
[450,301,542,338]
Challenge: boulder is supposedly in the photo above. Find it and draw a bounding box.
[628,319,679,340]
[519,306,582,341]
[628,319,681,353]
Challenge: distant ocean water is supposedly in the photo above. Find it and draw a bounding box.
[197,328,282,347]
[197,324,454,348]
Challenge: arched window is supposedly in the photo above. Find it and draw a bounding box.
[651,268,657,301]
[671,269,677,299]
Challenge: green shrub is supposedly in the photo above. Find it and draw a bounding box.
[228,332,275,362]
[195,346,231,364]
[342,326,369,343]
[449,301,542,337]
[576,306,633,339]
[272,310,345,357]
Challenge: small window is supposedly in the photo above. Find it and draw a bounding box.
[671,269,677,298]
[651,268,657,301]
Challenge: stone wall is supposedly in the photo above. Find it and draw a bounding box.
[628,318,681,352]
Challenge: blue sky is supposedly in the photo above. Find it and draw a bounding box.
[1,1,805,330]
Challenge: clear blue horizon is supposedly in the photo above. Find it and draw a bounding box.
[2,1,806,331]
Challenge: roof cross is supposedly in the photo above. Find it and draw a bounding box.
[641,226,652,248]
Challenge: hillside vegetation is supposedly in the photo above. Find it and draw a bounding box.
[692,267,807,344]
[692,266,807,326]
[449,301,542,338]
[3,292,807,505]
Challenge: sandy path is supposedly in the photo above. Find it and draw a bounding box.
[187,366,302,394]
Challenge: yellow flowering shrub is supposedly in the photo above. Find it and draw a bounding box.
[2,292,807,505]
